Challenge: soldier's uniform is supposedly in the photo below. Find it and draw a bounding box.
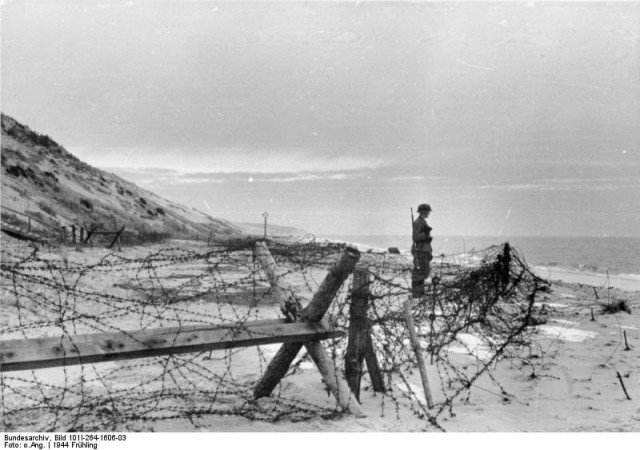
[411,204,433,297]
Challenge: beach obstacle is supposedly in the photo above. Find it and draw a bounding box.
[253,241,364,415]
[81,223,126,249]
[0,243,362,413]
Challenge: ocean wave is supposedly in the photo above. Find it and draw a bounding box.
[618,273,640,280]
[540,261,640,278]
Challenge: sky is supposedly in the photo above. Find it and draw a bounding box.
[2,0,639,237]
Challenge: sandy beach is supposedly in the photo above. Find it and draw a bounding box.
[534,266,640,293]
[1,237,638,433]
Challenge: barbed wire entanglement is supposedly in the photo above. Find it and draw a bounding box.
[0,235,548,431]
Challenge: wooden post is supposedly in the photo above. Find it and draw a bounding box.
[624,330,631,351]
[345,268,385,400]
[403,299,434,409]
[80,227,85,243]
[254,241,302,320]
[28,217,31,232]
[71,225,76,244]
[345,269,369,399]
[254,246,361,400]
[263,211,269,239]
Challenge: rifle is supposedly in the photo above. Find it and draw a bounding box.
[410,207,416,262]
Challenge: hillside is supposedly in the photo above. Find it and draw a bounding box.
[0,113,241,238]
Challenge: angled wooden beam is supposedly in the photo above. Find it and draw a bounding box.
[254,241,302,320]
[403,299,434,408]
[0,319,343,373]
[253,246,361,399]
[305,341,364,415]
[363,332,385,394]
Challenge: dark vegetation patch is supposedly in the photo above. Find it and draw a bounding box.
[80,198,93,210]
[601,300,631,315]
[5,164,35,179]
[43,171,59,183]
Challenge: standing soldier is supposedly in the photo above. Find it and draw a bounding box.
[411,203,433,297]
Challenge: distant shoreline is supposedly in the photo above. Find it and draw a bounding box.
[323,234,640,281]
[533,266,640,292]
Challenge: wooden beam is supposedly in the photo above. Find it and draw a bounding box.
[305,341,364,415]
[300,246,361,322]
[403,299,434,409]
[253,246,361,399]
[0,319,343,373]
[254,241,302,320]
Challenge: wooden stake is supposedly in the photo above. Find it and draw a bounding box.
[616,371,632,400]
[590,308,595,321]
[345,269,370,400]
[403,299,434,409]
[624,330,631,351]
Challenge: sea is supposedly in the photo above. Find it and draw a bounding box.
[321,235,640,281]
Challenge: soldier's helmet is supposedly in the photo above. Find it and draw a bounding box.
[417,204,432,213]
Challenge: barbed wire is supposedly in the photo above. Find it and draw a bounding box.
[1,236,547,431]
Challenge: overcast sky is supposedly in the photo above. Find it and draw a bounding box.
[2,1,639,237]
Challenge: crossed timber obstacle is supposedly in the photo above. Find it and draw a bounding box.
[0,242,365,415]
[252,241,364,414]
